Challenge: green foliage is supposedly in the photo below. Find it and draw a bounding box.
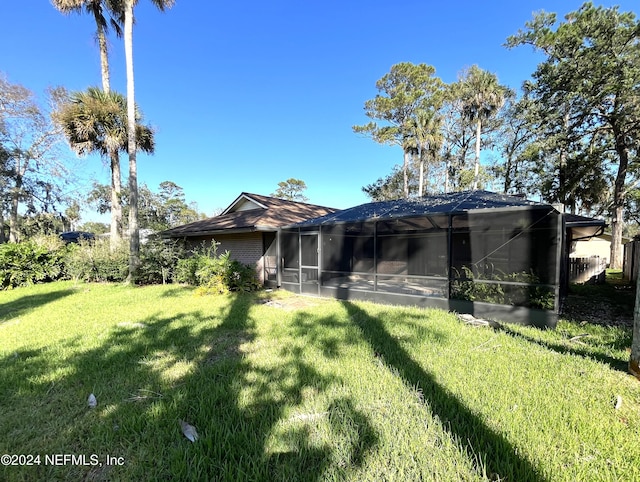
[87,180,204,231]
[175,243,261,294]
[137,237,186,285]
[63,239,128,283]
[271,178,309,202]
[0,239,65,289]
[450,266,555,310]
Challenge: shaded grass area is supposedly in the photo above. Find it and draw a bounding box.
[1,281,639,481]
[562,269,635,329]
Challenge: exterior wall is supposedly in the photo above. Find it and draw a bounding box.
[571,237,611,264]
[183,232,265,283]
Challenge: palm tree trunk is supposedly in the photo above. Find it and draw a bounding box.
[109,149,122,248]
[124,0,140,282]
[473,118,481,190]
[91,4,111,93]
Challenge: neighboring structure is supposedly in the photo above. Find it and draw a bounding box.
[624,237,640,282]
[279,191,604,328]
[161,193,337,285]
[565,214,609,284]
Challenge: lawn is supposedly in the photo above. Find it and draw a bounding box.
[1,281,639,481]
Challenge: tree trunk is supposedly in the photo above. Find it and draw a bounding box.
[610,132,629,270]
[109,149,122,249]
[8,164,23,243]
[418,144,424,198]
[125,0,140,282]
[473,118,481,190]
[403,149,410,199]
[0,209,6,243]
[9,183,20,243]
[92,5,111,94]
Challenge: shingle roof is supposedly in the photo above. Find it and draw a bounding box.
[292,191,552,227]
[161,192,337,237]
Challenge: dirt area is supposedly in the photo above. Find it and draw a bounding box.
[256,295,325,311]
[562,283,635,328]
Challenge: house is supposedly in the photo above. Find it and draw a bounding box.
[278,191,605,328]
[161,192,337,285]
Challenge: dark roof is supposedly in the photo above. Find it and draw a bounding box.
[292,191,554,227]
[161,192,337,237]
[564,213,606,228]
[564,213,606,239]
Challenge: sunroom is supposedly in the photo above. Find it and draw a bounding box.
[276,191,601,328]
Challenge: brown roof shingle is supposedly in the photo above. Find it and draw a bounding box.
[161,192,337,237]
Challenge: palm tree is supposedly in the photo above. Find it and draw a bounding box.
[459,66,511,190]
[52,0,123,93]
[123,0,174,281]
[55,87,154,248]
[407,109,443,197]
[53,0,125,247]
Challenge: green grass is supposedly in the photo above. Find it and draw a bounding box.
[1,281,639,481]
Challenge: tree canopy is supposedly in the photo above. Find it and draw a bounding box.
[507,1,640,269]
[271,178,309,202]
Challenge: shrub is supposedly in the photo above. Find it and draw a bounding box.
[450,266,555,310]
[175,243,261,294]
[138,237,186,285]
[64,239,128,282]
[0,239,65,289]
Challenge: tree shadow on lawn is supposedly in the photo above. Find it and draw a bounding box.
[0,292,376,481]
[0,287,75,322]
[342,301,547,482]
[495,324,630,373]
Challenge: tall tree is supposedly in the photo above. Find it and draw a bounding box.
[271,178,309,202]
[54,87,154,248]
[405,109,443,197]
[123,0,174,282]
[353,62,443,199]
[51,0,123,93]
[53,0,126,245]
[507,2,640,270]
[0,76,68,242]
[456,65,511,190]
[362,165,406,201]
[440,82,477,193]
[87,180,203,230]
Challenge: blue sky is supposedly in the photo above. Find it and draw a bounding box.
[1,1,637,220]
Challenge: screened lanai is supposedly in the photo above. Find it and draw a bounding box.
[277,191,571,328]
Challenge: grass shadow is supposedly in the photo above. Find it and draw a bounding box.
[1,290,377,481]
[0,288,75,322]
[342,300,546,482]
[496,324,630,373]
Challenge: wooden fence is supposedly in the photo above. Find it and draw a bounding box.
[623,240,639,282]
[569,256,607,284]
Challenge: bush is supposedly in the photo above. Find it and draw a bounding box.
[64,239,128,282]
[175,243,261,294]
[138,237,186,285]
[450,266,555,310]
[0,239,66,289]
